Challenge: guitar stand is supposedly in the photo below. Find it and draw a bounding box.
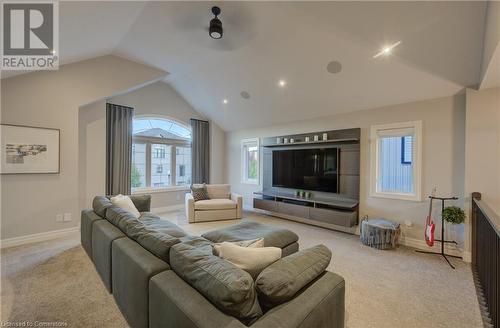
[415,196,462,269]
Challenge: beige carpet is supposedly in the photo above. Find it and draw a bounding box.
[1,210,483,328]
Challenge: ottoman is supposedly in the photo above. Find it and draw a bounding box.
[360,218,401,250]
[201,221,299,257]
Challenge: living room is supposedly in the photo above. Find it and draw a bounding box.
[1,1,499,328]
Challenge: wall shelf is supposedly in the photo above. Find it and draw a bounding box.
[263,138,359,147]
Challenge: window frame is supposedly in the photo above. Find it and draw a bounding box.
[369,121,422,202]
[131,117,192,194]
[241,138,260,185]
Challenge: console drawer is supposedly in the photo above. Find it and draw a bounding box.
[310,207,357,227]
[254,198,277,212]
[277,201,310,218]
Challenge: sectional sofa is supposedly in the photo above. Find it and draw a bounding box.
[81,195,345,328]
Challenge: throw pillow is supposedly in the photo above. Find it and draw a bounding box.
[255,244,332,307]
[214,242,281,278]
[191,184,209,201]
[110,194,141,219]
[213,238,264,256]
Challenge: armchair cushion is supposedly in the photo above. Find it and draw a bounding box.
[194,199,237,210]
[206,184,231,199]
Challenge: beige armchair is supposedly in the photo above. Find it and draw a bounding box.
[185,184,243,223]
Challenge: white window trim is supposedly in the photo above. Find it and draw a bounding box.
[241,138,260,185]
[369,121,422,202]
[132,186,190,195]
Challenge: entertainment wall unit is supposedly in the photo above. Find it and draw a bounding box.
[253,128,360,234]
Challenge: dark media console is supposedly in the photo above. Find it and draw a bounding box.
[253,128,360,234]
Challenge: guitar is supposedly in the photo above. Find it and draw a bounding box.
[425,188,436,247]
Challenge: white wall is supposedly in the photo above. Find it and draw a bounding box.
[226,95,466,248]
[79,81,226,212]
[1,55,167,240]
[465,87,500,212]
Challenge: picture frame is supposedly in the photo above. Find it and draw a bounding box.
[1,124,60,174]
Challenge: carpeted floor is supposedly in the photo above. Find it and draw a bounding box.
[1,210,483,328]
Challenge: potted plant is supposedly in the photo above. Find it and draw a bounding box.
[442,206,466,224]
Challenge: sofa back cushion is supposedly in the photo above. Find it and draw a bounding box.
[129,195,151,212]
[106,206,181,263]
[255,244,331,307]
[170,241,262,324]
[93,196,113,218]
[206,184,231,199]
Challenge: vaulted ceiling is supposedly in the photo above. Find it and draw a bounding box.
[3,1,495,131]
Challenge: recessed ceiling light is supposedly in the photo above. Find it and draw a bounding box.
[240,91,250,99]
[278,79,287,87]
[373,41,402,58]
[326,61,342,74]
[222,99,228,104]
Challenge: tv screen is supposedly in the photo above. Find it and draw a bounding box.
[272,148,338,193]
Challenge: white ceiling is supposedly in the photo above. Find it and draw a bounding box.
[3,1,492,131]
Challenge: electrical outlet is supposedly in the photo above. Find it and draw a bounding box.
[56,214,63,222]
[63,213,72,222]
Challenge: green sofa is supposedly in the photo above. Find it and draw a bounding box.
[81,195,345,328]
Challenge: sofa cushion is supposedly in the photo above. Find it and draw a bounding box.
[191,184,209,201]
[255,244,331,306]
[170,242,262,324]
[93,196,113,218]
[214,242,281,278]
[129,194,151,212]
[195,199,237,210]
[202,221,299,249]
[140,213,188,238]
[106,206,181,263]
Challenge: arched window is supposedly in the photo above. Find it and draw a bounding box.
[131,117,191,190]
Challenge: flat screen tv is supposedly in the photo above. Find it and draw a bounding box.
[272,148,338,193]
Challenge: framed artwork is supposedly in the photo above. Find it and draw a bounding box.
[1,124,60,174]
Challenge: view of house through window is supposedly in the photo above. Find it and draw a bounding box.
[370,121,421,201]
[131,117,191,190]
[241,138,259,184]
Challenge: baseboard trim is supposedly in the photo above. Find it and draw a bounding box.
[152,204,184,214]
[1,225,80,249]
[402,236,471,263]
[245,205,472,263]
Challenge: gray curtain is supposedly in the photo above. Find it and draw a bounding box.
[190,119,210,184]
[106,103,134,195]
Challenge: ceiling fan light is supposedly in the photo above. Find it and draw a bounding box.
[209,17,223,39]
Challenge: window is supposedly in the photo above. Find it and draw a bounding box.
[241,138,259,185]
[131,117,192,191]
[370,121,422,201]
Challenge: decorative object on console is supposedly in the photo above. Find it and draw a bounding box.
[1,124,60,174]
[314,135,319,141]
[276,137,282,144]
[290,138,294,143]
[323,133,328,141]
[284,138,288,143]
[305,136,310,142]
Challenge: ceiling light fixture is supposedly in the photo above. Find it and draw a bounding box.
[209,6,223,39]
[278,79,287,87]
[223,99,228,104]
[373,41,402,58]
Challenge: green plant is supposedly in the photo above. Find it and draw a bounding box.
[442,206,466,224]
[131,164,142,188]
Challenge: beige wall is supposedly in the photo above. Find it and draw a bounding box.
[465,87,500,212]
[226,95,466,248]
[1,55,167,240]
[79,81,226,212]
